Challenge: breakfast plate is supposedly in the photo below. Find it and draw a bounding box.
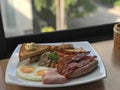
[5,41,106,88]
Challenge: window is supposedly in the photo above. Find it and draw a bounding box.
[1,0,33,37]
[1,0,120,37]
[0,0,116,59]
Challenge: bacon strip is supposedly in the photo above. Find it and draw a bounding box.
[57,52,97,78]
[65,51,91,64]
[62,56,97,77]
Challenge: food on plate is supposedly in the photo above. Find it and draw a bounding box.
[57,51,98,78]
[50,45,58,51]
[17,42,98,84]
[25,42,37,51]
[64,47,86,53]
[38,51,59,68]
[19,42,50,61]
[16,62,51,81]
[57,43,74,50]
[42,68,67,84]
[29,55,40,63]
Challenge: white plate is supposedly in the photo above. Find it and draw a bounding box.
[5,41,106,88]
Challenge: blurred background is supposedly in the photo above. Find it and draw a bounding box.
[1,0,120,37]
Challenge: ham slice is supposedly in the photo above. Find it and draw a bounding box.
[42,69,67,84]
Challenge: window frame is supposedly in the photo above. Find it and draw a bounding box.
[0,12,115,59]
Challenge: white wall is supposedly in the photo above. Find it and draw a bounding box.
[1,0,33,37]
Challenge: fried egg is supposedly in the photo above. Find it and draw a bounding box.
[16,62,52,81]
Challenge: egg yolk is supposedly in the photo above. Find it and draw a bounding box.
[37,70,48,76]
[20,65,34,73]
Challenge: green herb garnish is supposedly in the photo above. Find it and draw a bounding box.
[48,52,59,61]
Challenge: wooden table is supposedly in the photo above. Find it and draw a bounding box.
[1,40,120,90]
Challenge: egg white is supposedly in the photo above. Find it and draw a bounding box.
[16,62,52,81]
